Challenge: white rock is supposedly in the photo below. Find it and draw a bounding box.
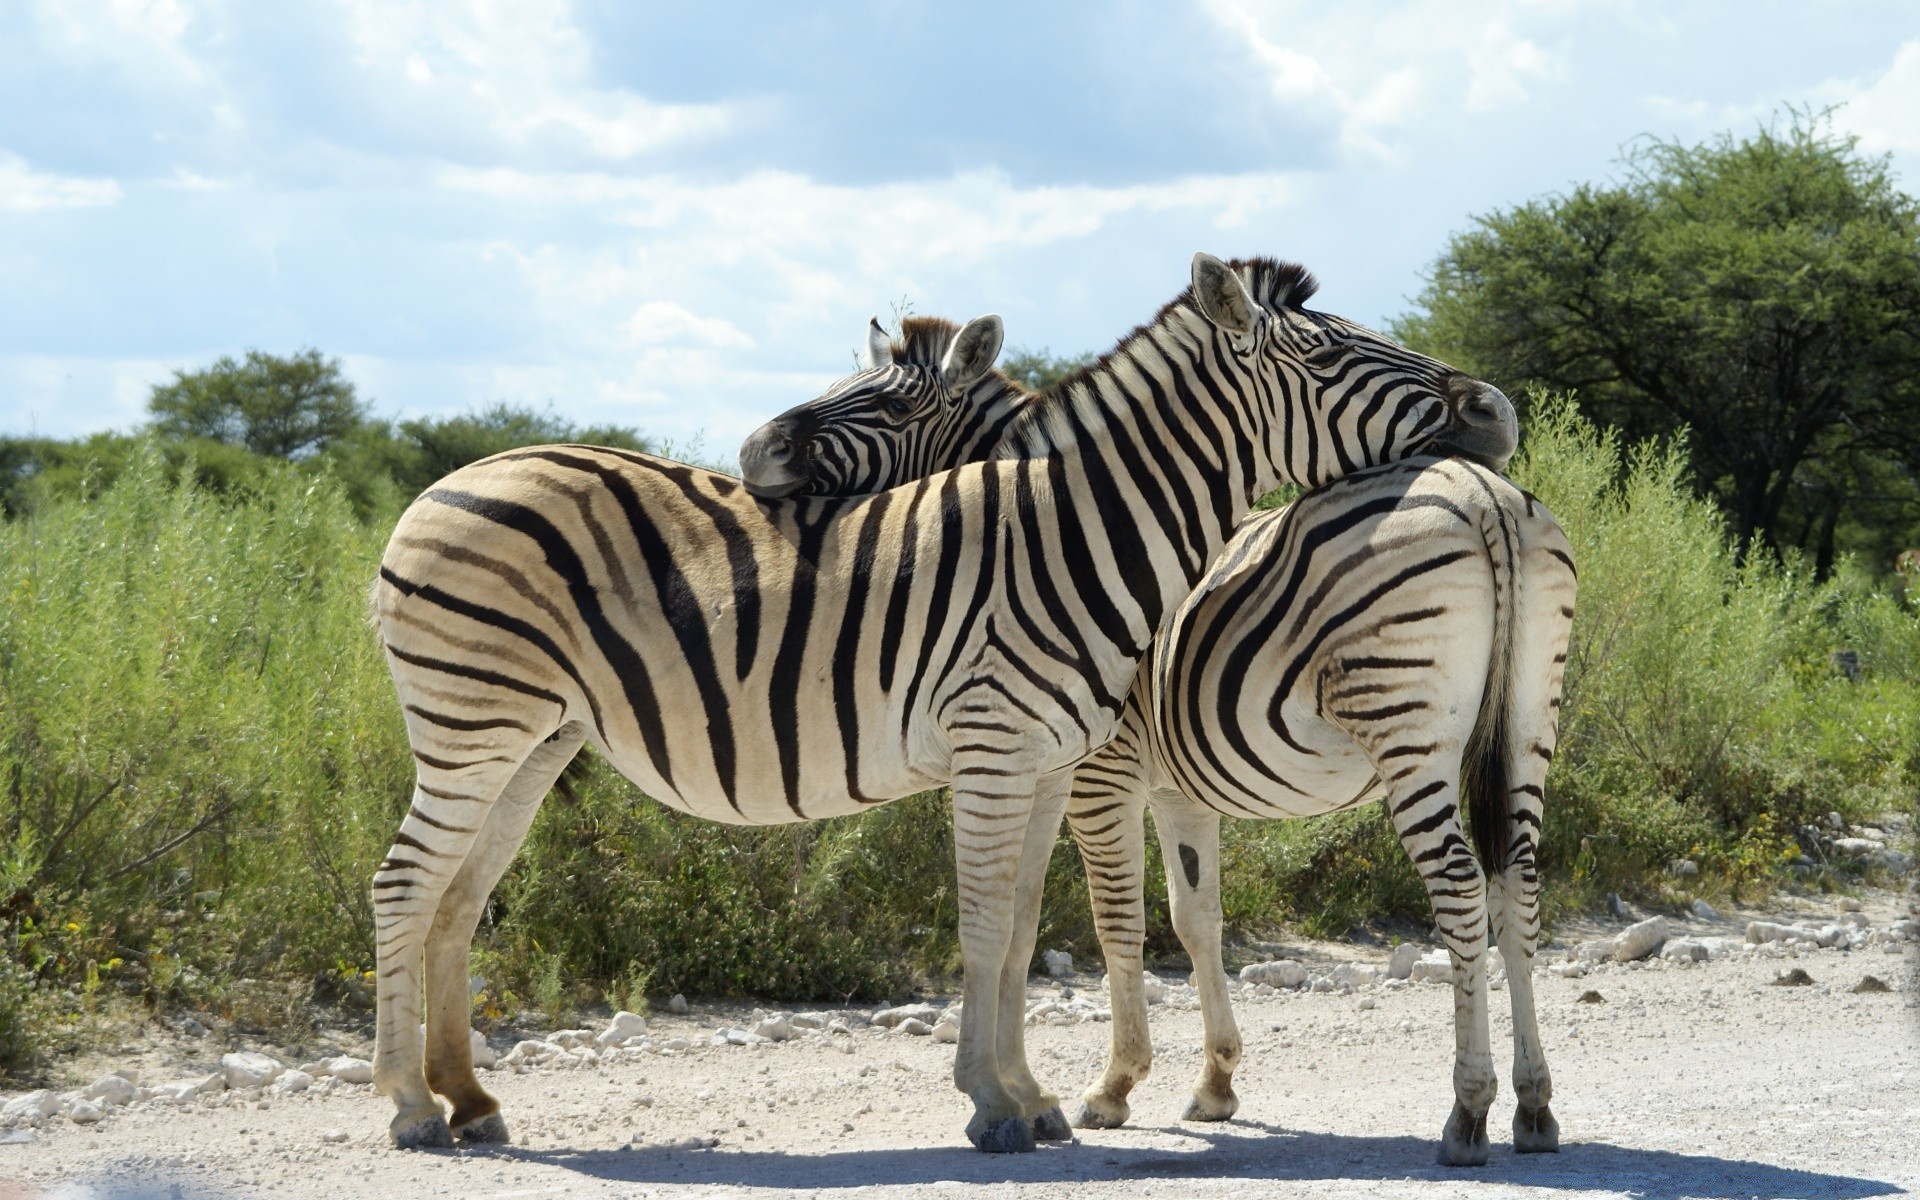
[1666,858,1699,877]
[1548,961,1588,978]
[1689,898,1720,921]
[1329,962,1384,989]
[1747,921,1816,945]
[1388,943,1423,980]
[718,1027,769,1046]
[1240,959,1308,989]
[1613,916,1669,962]
[1574,938,1618,963]
[897,1018,934,1036]
[1142,974,1167,1004]
[1355,996,1376,1011]
[272,1070,315,1095]
[1410,950,1454,984]
[1042,949,1074,978]
[297,1059,331,1077]
[112,1067,140,1086]
[752,1014,793,1042]
[1308,977,1337,993]
[1,1091,57,1120]
[668,994,689,1014]
[549,1029,594,1050]
[325,1057,374,1085]
[67,1101,105,1125]
[320,1129,349,1144]
[597,1011,649,1048]
[85,1076,138,1106]
[1889,919,1918,942]
[471,1028,497,1069]
[1660,938,1707,963]
[789,1013,828,1030]
[931,1019,959,1044]
[872,1004,938,1029]
[1832,837,1885,858]
[1814,925,1851,949]
[220,1052,285,1090]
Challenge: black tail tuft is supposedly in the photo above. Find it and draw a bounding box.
[554,744,594,804]
[1462,691,1511,875]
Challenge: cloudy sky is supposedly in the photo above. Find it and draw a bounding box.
[3,1,1918,459]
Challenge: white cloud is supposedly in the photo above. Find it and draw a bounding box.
[626,301,755,349]
[0,152,122,211]
[1199,0,1567,156]
[335,0,732,161]
[1837,40,1920,156]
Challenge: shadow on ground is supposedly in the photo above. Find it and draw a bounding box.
[454,1123,1901,1199]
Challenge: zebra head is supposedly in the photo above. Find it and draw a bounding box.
[739,314,1023,498]
[1186,253,1520,486]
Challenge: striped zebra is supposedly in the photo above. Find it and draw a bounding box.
[738,297,1575,1165]
[368,252,1492,1155]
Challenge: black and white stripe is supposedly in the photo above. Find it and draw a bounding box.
[741,271,1575,1164]
[368,253,1481,1155]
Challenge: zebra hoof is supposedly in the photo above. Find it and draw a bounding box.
[968,1116,1038,1154]
[1513,1103,1559,1153]
[1436,1101,1490,1167]
[453,1110,511,1145]
[1073,1095,1130,1129]
[391,1110,455,1151]
[1028,1105,1073,1141]
[1182,1088,1239,1122]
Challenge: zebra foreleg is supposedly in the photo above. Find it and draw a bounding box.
[423,725,586,1144]
[1065,771,1151,1130]
[1383,772,1496,1167]
[991,772,1071,1140]
[1150,794,1239,1122]
[950,772,1044,1153]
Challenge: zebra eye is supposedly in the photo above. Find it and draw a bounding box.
[880,395,915,418]
[1304,343,1345,368]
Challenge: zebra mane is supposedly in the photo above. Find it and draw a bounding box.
[890,316,964,367]
[995,257,1318,460]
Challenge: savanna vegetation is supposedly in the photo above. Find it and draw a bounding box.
[1,114,1915,1079]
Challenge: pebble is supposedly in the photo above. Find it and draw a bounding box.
[84,1076,138,1107]
[1141,974,1167,1004]
[930,1019,959,1044]
[1660,938,1708,963]
[270,1071,315,1095]
[1043,949,1074,978]
[67,1101,105,1125]
[1689,898,1721,920]
[471,1028,497,1069]
[872,1004,938,1029]
[897,1018,934,1036]
[1328,962,1384,989]
[1409,949,1453,983]
[668,995,690,1014]
[753,1014,793,1042]
[321,1129,349,1143]
[1388,943,1423,980]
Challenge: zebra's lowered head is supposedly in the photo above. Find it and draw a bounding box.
[738,313,1024,498]
[742,254,1521,498]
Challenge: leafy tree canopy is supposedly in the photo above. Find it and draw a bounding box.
[1395,109,1920,570]
[148,349,369,460]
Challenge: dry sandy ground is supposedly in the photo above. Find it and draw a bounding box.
[5,897,1917,1200]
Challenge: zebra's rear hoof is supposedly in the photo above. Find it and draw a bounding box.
[969,1116,1038,1154]
[1029,1105,1073,1141]
[391,1110,455,1151]
[453,1110,512,1145]
[1182,1088,1238,1122]
[1073,1095,1129,1129]
[1513,1103,1559,1153]
[1436,1101,1489,1167]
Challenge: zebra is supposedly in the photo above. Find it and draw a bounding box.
[368,252,1496,1155]
[737,299,1575,1166]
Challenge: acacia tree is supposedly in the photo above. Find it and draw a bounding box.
[148,349,368,460]
[1396,111,1920,565]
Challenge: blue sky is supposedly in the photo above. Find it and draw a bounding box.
[4,1,1918,459]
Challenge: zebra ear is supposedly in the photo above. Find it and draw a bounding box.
[940,314,1004,396]
[1191,252,1257,335]
[862,317,893,369]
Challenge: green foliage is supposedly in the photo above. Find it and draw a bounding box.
[1000,347,1097,392]
[148,349,369,460]
[1397,109,1920,568]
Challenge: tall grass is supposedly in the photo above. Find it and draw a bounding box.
[1,414,1914,1076]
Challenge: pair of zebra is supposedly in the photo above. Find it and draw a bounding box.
[368,253,1575,1164]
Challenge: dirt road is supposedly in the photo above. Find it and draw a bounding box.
[6,896,1917,1199]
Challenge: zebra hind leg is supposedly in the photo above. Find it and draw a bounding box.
[1149,794,1239,1122]
[1063,749,1152,1129]
[372,731,557,1150]
[423,725,587,1144]
[1383,768,1496,1167]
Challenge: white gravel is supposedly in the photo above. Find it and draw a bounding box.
[4,894,1916,1199]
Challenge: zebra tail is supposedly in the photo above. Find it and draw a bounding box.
[1461,499,1517,877]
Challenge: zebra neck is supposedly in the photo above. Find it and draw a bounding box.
[1016,307,1268,606]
